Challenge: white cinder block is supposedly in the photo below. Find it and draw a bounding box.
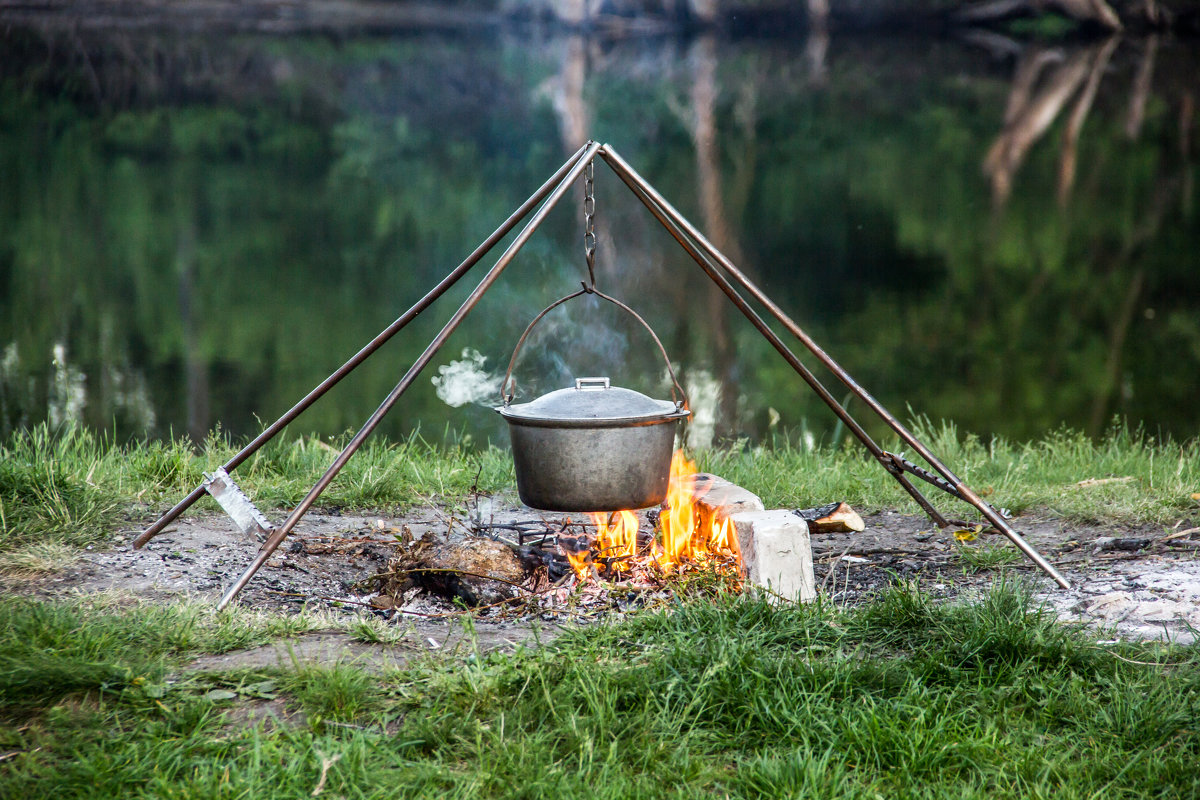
[731,509,816,603]
[686,473,765,527]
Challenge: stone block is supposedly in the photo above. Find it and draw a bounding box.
[730,509,816,603]
[685,473,765,531]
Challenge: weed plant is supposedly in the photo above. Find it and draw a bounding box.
[1,584,1197,798]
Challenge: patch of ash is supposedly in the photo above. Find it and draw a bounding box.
[813,511,1200,644]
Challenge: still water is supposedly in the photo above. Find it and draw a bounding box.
[2,24,1198,447]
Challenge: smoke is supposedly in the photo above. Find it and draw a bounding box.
[431,348,503,408]
[431,297,664,409]
[502,297,645,399]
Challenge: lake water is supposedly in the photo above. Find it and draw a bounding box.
[2,22,1197,448]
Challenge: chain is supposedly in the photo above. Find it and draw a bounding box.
[583,158,596,290]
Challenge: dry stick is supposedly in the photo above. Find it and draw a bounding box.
[1158,526,1200,542]
[820,544,855,594]
[1093,647,1189,668]
[311,752,343,798]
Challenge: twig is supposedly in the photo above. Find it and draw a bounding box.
[1093,647,1188,668]
[813,546,935,559]
[311,751,343,797]
[1159,526,1200,542]
[416,495,464,538]
[1075,476,1135,487]
[820,544,854,594]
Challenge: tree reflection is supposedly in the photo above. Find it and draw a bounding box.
[1,23,1197,445]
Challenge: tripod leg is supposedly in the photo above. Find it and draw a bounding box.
[600,144,1069,589]
[216,141,604,610]
[133,143,594,550]
[605,157,950,528]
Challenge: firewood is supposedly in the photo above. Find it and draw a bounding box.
[796,502,865,533]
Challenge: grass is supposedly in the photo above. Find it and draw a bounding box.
[4,418,1196,796]
[0,593,347,709]
[956,542,1025,572]
[0,423,515,568]
[2,418,1198,570]
[701,418,1200,526]
[1,583,1197,798]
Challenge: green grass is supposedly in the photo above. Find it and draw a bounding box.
[1,584,1197,798]
[956,542,1025,572]
[702,419,1200,526]
[0,594,346,709]
[0,423,515,567]
[2,419,1198,571]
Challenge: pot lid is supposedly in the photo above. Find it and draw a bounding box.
[498,377,687,426]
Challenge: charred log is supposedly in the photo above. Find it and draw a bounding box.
[380,537,534,607]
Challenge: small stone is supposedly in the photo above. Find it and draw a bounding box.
[730,510,816,603]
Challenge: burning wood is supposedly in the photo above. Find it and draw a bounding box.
[563,450,744,584]
[382,535,533,607]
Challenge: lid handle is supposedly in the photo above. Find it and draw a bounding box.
[575,377,610,391]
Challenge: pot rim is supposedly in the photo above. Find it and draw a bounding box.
[496,406,690,429]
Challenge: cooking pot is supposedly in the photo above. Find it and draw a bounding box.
[496,286,690,512]
[498,376,689,511]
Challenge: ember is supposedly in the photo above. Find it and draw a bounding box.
[567,450,742,583]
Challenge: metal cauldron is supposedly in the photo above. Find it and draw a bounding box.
[498,377,689,511]
[497,286,690,512]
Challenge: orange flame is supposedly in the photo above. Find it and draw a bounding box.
[655,450,740,570]
[561,450,741,584]
[591,510,640,570]
[563,547,591,582]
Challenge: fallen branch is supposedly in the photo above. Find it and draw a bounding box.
[1158,526,1200,542]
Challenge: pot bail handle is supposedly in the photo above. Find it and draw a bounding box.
[501,286,689,411]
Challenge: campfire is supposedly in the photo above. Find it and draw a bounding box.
[569,450,740,581]
[378,448,838,616]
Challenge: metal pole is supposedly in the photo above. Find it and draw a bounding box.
[134,143,593,550]
[605,157,950,528]
[216,141,604,610]
[600,144,1070,589]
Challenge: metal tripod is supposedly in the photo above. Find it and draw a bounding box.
[133,140,1070,610]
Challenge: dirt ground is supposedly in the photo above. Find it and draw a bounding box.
[6,492,1199,674]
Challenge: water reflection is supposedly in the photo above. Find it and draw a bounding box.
[1,22,1197,446]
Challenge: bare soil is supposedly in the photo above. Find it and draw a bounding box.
[6,493,1198,676]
